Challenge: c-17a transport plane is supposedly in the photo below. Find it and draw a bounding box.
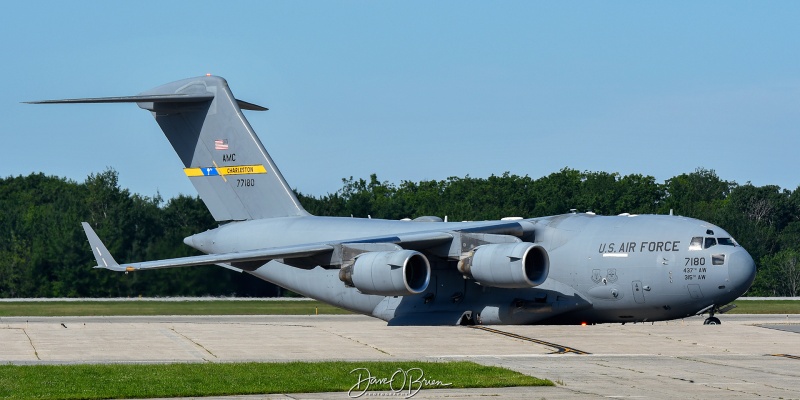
[30,76,756,326]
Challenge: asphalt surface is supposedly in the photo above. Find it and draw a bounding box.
[1,314,799,399]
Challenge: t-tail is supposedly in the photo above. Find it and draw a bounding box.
[28,76,309,221]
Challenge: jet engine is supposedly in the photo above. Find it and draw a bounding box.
[458,242,549,288]
[339,250,431,296]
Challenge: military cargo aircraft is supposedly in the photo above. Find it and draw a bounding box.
[30,76,756,325]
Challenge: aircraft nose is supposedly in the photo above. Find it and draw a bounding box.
[728,249,756,294]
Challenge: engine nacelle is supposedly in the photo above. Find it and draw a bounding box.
[339,250,431,296]
[459,242,549,288]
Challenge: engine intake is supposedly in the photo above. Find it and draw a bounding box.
[459,242,549,288]
[339,250,431,296]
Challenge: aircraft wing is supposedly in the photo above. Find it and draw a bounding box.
[82,222,454,272]
[82,222,333,272]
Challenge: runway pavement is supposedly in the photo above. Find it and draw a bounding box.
[1,314,799,399]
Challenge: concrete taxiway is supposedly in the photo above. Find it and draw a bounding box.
[1,314,799,399]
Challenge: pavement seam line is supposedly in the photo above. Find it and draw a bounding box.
[319,328,393,356]
[468,326,591,355]
[676,355,800,377]
[675,354,800,395]
[169,327,218,359]
[769,353,800,360]
[20,327,41,361]
[0,326,42,361]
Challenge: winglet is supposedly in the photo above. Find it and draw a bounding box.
[81,222,125,272]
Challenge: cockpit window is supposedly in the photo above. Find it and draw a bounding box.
[689,237,703,251]
[690,236,736,250]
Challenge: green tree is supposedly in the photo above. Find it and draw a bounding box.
[754,248,800,296]
[2,165,799,298]
[660,168,732,220]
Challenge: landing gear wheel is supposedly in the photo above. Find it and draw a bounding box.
[703,317,721,325]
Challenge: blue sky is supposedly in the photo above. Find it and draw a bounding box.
[2,2,798,201]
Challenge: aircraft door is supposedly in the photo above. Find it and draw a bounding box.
[657,252,678,294]
[687,284,703,299]
[632,280,646,303]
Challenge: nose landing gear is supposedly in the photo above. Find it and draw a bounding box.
[697,303,736,325]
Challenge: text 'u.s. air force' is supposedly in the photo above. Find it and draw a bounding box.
[598,241,681,253]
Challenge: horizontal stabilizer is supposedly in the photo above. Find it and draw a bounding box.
[236,99,269,111]
[25,93,214,104]
[26,94,267,111]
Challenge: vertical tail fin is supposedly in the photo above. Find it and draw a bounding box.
[29,76,310,221]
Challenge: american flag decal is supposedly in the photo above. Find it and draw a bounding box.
[214,139,229,150]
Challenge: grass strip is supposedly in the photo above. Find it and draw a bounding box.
[0,300,351,317]
[0,361,551,399]
[728,300,800,314]
[1,299,797,317]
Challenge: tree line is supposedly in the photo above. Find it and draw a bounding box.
[1,167,798,298]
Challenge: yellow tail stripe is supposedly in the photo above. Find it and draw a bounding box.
[184,168,205,177]
[183,164,267,177]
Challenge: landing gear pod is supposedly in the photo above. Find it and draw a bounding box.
[459,243,549,288]
[339,250,431,296]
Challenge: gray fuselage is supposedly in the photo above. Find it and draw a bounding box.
[186,212,756,325]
